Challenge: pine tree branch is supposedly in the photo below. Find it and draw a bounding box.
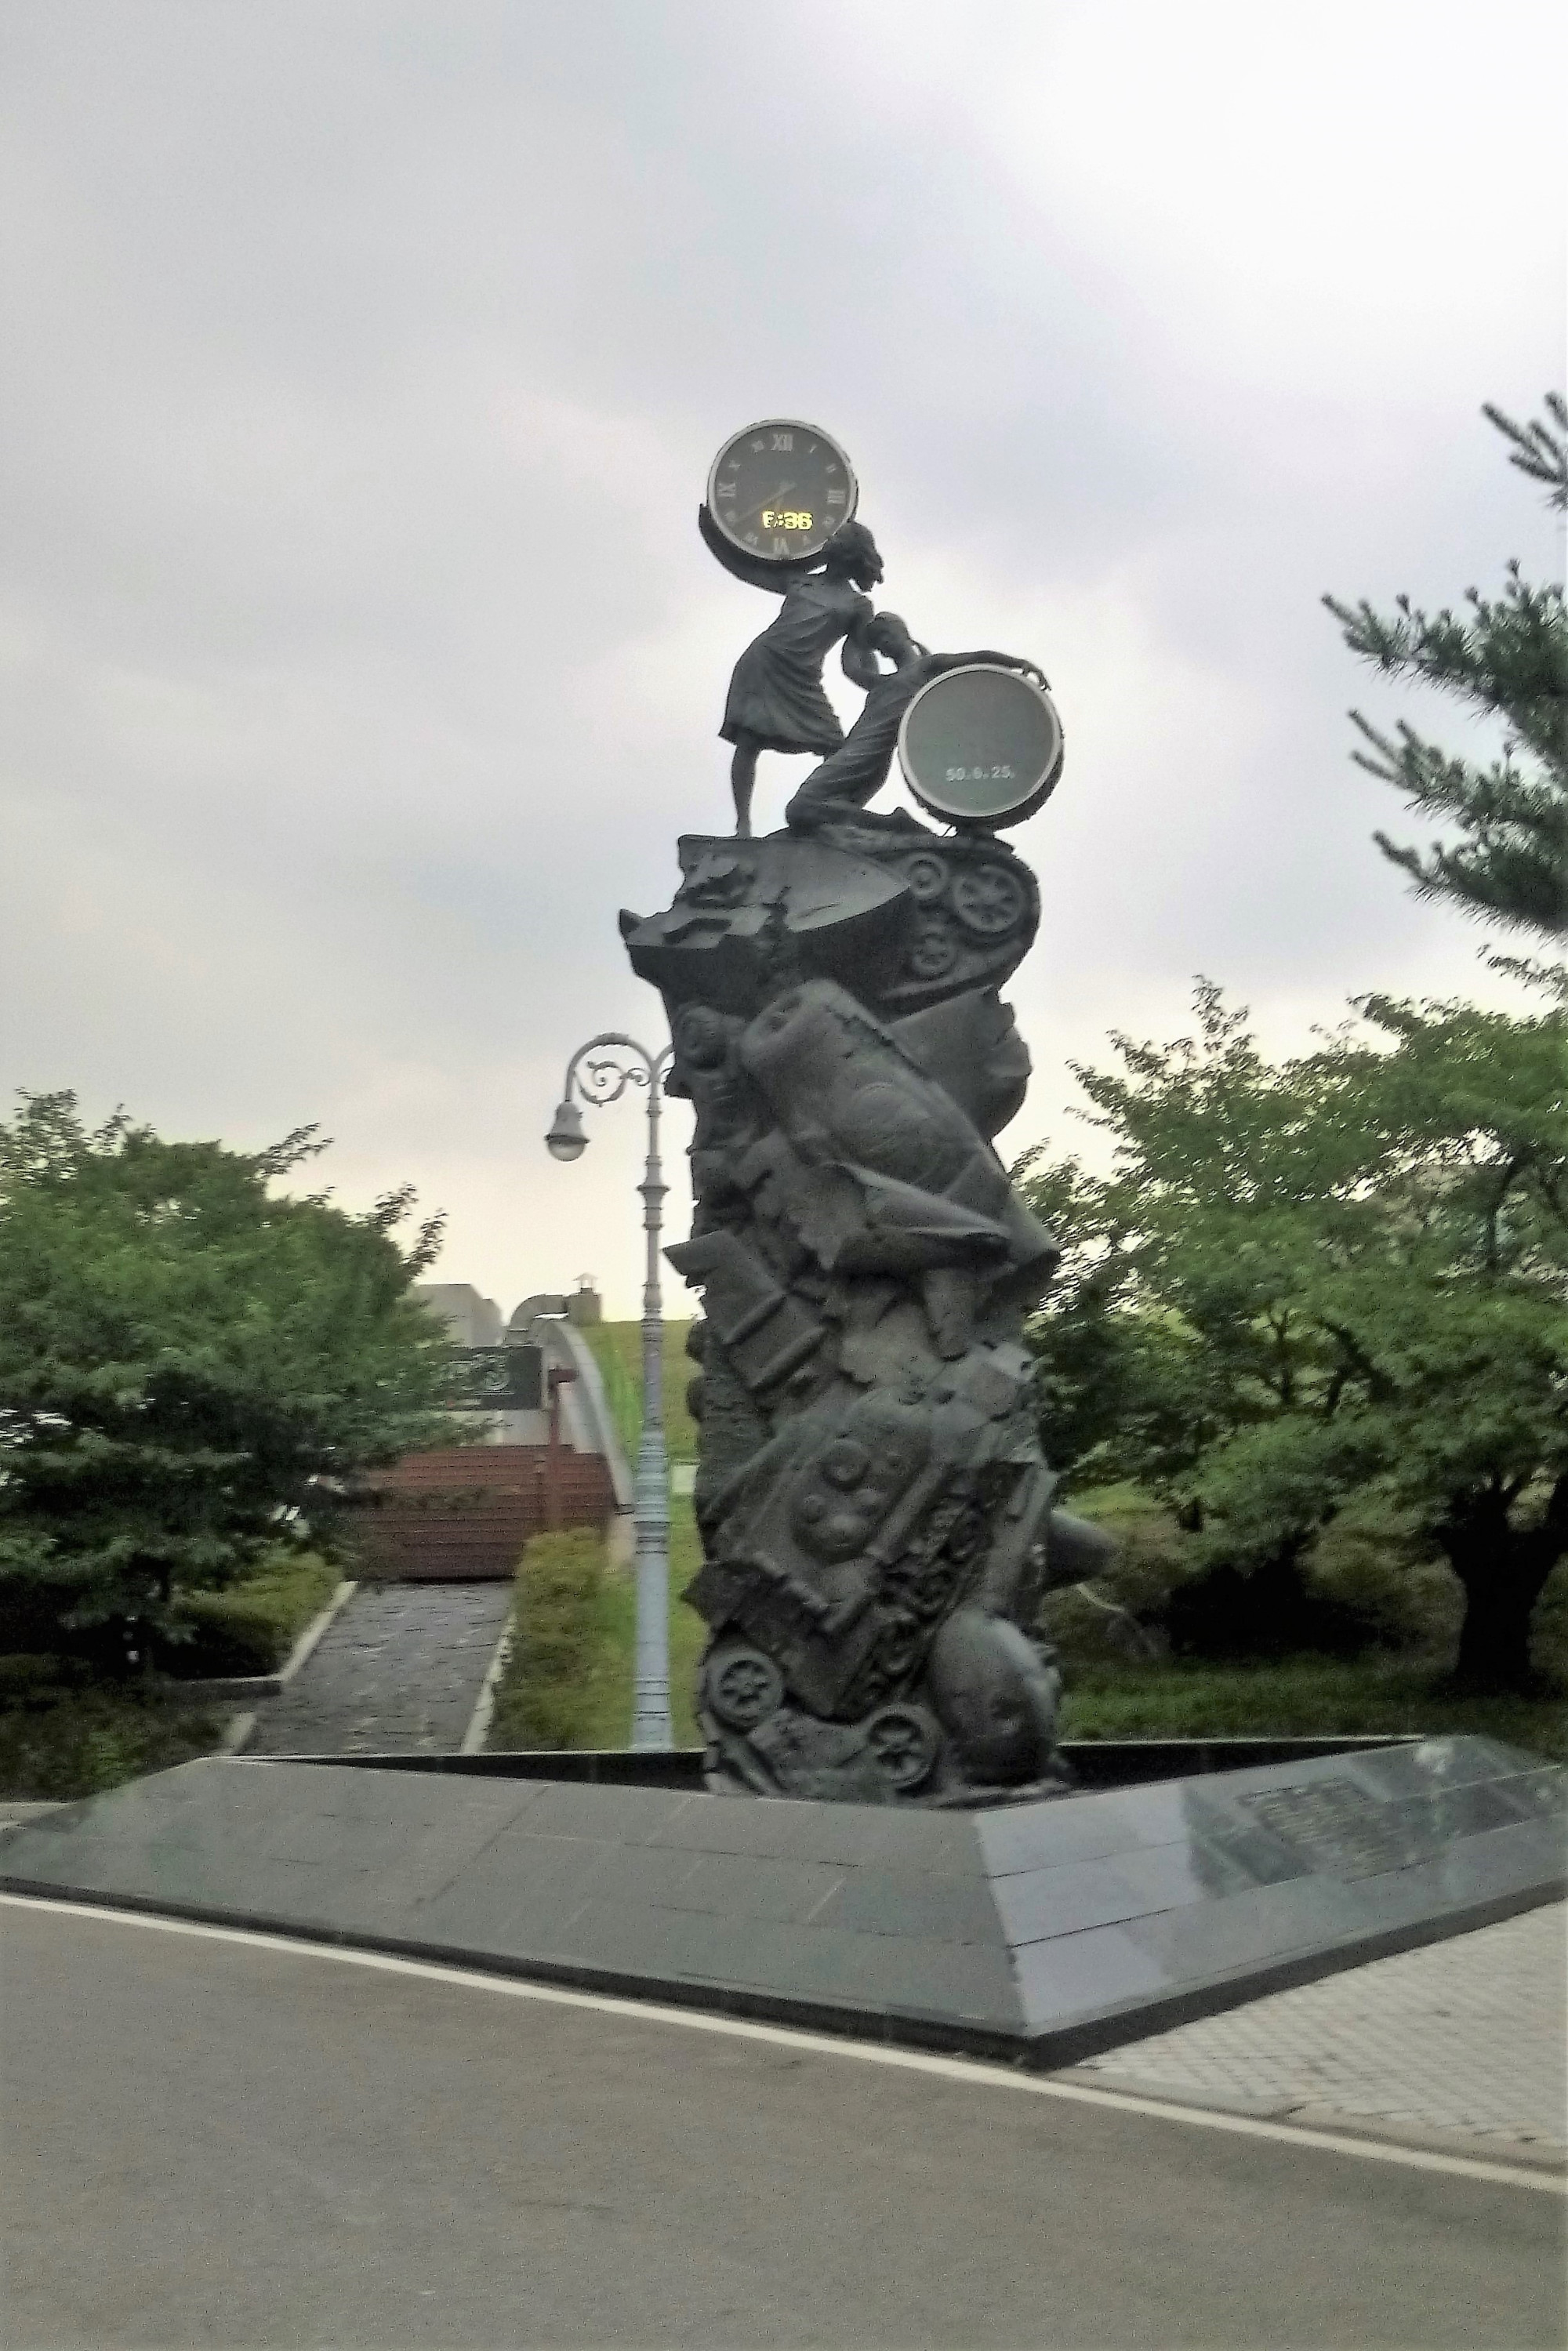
[1323,574,1566,766]
[1349,715,1568,934]
[1348,717,1563,827]
[1373,829,1567,934]
[1323,398,1567,938]
[1483,394,1568,511]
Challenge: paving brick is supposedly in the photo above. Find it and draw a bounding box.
[1068,1899,1568,2152]
[245,1584,512,1755]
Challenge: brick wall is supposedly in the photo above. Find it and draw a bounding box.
[343,1446,615,1581]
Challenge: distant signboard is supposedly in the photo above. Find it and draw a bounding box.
[897,664,1064,829]
[451,1344,543,1413]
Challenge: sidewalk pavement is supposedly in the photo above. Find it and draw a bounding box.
[1065,1899,1567,2159]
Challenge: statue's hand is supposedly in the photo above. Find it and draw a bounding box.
[698,503,801,594]
[952,650,1051,690]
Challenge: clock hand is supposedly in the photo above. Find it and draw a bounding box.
[735,480,797,528]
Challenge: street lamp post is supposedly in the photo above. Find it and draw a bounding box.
[545,1034,675,1751]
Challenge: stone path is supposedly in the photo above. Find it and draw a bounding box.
[1067,1899,1568,2154]
[244,1584,513,1757]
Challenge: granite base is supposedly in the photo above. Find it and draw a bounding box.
[2,1736,1562,2065]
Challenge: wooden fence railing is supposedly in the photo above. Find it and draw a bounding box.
[343,1446,615,1581]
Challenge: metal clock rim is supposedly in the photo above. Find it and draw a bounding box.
[703,417,860,563]
[895,662,1065,832]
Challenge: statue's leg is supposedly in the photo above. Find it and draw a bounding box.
[783,776,835,832]
[731,739,758,839]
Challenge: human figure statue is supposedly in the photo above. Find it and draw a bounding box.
[702,509,886,838]
[786,613,1048,833]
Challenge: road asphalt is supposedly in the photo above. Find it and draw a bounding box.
[5,1899,1563,2349]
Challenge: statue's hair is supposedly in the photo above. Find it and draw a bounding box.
[866,610,924,658]
[824,517,880,569]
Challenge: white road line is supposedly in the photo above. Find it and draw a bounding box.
[4,1891,1562,2196]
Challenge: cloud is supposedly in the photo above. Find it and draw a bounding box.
[0,0,1560,1315]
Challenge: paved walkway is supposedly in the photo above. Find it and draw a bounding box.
[244,1584,512,1756]
[1068,1899,1568,2156]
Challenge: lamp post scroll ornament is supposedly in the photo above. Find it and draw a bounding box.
[545,1033,675,1751]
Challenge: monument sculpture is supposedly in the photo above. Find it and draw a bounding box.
[622,418,1105,1805]
[2,422,1559,2080]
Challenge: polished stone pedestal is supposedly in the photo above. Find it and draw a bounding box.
[3,1737,1562,2065]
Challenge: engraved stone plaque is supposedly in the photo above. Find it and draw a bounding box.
[1241,1777,1443,1878]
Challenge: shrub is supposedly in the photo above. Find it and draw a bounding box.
[0,1685,224,1801]
[488,1529,607,1750]
[1163,1557,1377,1661]
[1040,1486,1189,1665]
[166,1552,341,1677]
[1309,1499,1456,1654]
[1042,1481,1461,1668]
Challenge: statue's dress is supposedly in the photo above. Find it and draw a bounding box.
[720,572,873,755]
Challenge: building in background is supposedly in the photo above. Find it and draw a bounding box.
[411,1280,626,1499]
[413,1282,504,1349]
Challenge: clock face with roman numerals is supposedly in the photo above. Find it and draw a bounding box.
[705,419,858,564]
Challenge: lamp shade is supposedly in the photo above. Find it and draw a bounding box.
[544,1098,588,1162]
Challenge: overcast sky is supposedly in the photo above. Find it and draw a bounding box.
[2,0,1563,1319]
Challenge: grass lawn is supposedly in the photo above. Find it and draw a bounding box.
[490,1491,1566,1764]
[580,1319,699,1464]
[486,1448,1568,1768]
[1060,1655,1566,1761]
[485,1492,1566,1765]
[585,1496,706,1747]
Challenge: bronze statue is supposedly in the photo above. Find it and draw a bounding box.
[701,506,885,838]
[786,613,1048,833]
[620,434,1094,1806]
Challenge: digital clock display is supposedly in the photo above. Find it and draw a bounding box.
[706,420,858,563]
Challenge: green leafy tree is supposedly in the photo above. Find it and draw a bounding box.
[1022,983,1568,1690]
[1008,1152,1149,1485]
[1324,394,1567,937]
[0,1094,460,1653]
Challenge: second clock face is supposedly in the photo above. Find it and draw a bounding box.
[706,420,858,564]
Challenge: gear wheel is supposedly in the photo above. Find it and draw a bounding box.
[704,1645,784,1732]
[951,865,1027,936]
[863,1703,939,1791]
[909,916,957,978]
[902,852,949,905]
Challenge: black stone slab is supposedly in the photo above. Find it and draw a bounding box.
[2,1737,1561,2066]
[263,1733,1417,1787]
